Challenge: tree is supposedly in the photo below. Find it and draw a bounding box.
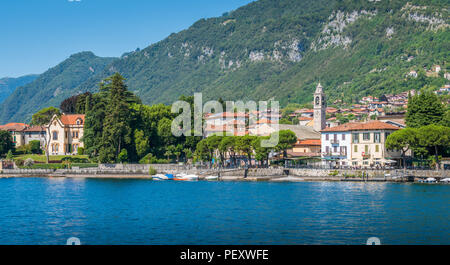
[275,130,297,161]
[165,145,176,161]
[174,144,183,163]
[83,94,107,158]
[252,136,272,167]
[31,107,61,126]
[219,136,237,166]
[134,129,150,158]
[0,131,14,156]
[236,135,255,166]
[406,92,445,128]
[195,139,211,163]
[206,135,223,165]
[98,73,133,163]
[59,95,79,114]
[417,125,450,170]
[385,128,418,170]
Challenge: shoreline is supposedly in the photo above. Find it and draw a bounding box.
[0,173,433,183]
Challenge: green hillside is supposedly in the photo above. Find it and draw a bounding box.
[77,0,449,106]
[0,75,38,104]
[0,52,116,123]
[1,0,448,123]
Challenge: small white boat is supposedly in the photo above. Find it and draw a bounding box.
[205,176,219,181]
[174,174,198,181]
[425,177,437,183]
[152,174,169,180]
[440,178,450,183]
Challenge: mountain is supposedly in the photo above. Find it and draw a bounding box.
[76,0,448,106]
[0,52,117,123]
[0,75,38,103]
[1,0,449,123]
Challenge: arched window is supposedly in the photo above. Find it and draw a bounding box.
[315,96,320,105]
[52,131,58,140]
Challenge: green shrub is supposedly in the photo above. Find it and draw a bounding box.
[14,158,24,167]
[328,170,339,176]
[77,147,85,155]
[139,153,169,164]
[29,140,41,154]
[118,149,128,163]
[61,157,90,163]
[149,166,157,176]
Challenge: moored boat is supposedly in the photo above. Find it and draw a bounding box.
[205,176,219,181]
[174,173,199,181]
[152,174,169,180]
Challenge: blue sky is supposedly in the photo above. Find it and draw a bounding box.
[0,0,253,77]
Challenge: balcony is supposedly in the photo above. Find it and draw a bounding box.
[330,139,340,146]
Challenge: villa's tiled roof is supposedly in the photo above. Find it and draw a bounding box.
[23,126,45,132]
[0,123,28,132]
[321,121,400,132]
[296,139,321,146]
[60,114,85,125]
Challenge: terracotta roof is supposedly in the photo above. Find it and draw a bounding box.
[0,123,28,132]
[60,114,85,125]
[298,117,313,121]
[321,121,400,132]
[296,139,321,146]
[23,126,45,132]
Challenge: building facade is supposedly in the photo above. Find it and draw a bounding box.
[0,123,28,147]
[321,121,402,168]
[23,126,46,147]
[47,114,85,155]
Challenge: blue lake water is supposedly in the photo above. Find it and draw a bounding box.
[0,177,448,245]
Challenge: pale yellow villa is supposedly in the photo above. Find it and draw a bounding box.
[47,114,85,155]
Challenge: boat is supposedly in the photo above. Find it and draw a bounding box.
[423,177,437,183]
[152,174,169,180]
[440,178,450,183]
[165,174,174,180]
[205,176,219,181]
[174,173,199,181]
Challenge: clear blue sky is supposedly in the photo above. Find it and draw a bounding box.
[0,0,253,77]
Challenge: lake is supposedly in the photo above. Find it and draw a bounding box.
[0,177,448,245]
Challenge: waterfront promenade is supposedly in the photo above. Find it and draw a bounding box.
[1,164,448,182]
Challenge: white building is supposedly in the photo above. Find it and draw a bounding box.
[320,124,353,166]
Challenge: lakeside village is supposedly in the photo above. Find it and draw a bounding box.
[0,73,449,179]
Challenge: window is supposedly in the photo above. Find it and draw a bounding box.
[352,133,359,143]
[375,145,380,152]
[354,145,358,152]
[326,134,329,141]
[326,146,330,154]
[374,132,381,143]
[342,134,346,141]
[365,145,369,153]
[385,132,391,140]
[52,131,58,140]
[363,133,370,141]
[334,134,337,141]
[333,146,337,153]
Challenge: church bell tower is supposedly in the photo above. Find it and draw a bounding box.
[313,83,326,132]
